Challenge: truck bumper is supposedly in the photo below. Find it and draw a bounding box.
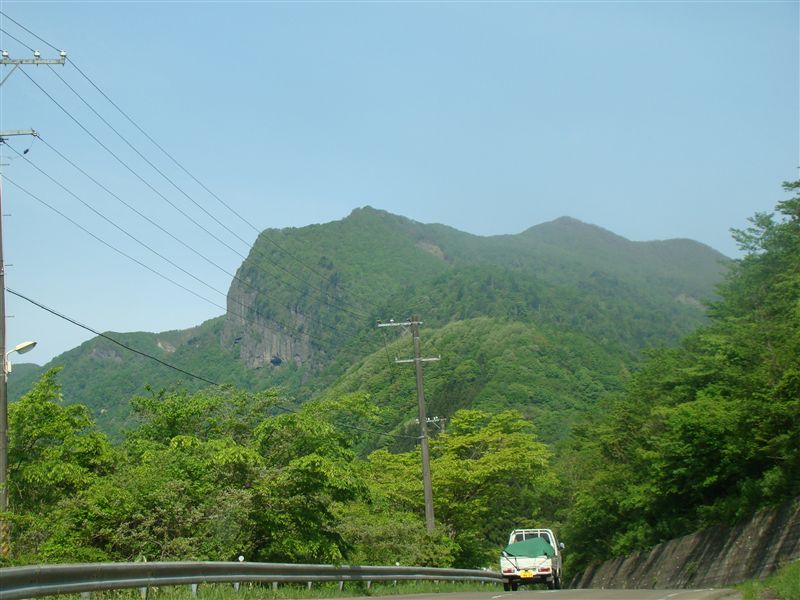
[503,574,556,590]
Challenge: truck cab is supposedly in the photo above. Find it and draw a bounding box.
[500,528,564,590]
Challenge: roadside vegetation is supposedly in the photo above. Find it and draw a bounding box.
[4,376,558,567]
[737,560,800,600]
[560,182,800,573]
[18,581,498,600]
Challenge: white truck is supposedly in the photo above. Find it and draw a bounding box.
[499,528,564,591]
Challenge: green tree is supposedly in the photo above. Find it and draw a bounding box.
[7,368,115,512]
[431,410,558,566]
[354,409,558,568]
[562,181,800,573]
[251,406,367,563]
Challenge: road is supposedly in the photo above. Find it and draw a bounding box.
[347,591,741,600]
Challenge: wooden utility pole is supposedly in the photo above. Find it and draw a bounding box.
[0,132,37,498]
[378,316,439,531]
[0,47,65,559]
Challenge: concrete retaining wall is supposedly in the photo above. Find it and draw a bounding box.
[573,497,800,589]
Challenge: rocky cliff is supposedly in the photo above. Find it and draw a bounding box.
[573,498,800,588]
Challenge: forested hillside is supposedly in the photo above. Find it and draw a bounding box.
[560,181,800,574]
[322,317,630,450]
[8,210,727,440]
[4,185,796,573]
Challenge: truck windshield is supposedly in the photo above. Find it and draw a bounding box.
[524,532,551,545]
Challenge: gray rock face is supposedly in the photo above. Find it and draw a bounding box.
[573,498,800,589]
[222,284,313,370]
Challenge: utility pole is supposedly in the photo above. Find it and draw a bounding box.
[378,316,440,532]
[0,131,37,552]
[0,48,62,560]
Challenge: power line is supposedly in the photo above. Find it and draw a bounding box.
[2,175,326,346]
[46,61,371,320]
[0,7,339,290]
[31,137,245,296]
[12,137,347,339]
[1,13,377,325]
[5,142,228,301]
[27,66,370,321]
[6,288,219,386]
[1,13,397,382]
[0,11,60,52]
[47,65,257,257]
[271,404,419,440]
[64,56,340,288]
[0,27,34,52]
[18,68,249,263]
[5,287,418,441]
[20,67,369,330]
[3,175,222,308]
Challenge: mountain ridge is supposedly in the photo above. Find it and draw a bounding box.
[8,209,730,440]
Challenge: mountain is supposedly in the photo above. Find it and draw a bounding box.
[8,208,730,440]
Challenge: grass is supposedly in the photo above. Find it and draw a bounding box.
[736,560,800,600]
[47,580,499,600]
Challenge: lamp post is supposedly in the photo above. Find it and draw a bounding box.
[4,341,37,376]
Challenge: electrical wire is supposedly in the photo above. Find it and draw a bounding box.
[3,175,222,308]
[1,12,418,411]
[28,66,370,322]
[2,175,326,346]
[1,10,374,320]
[64,57,341,288]
[0,26,35,52]
[23,69,366,335]
[18,68,250,262]
[47,65,258,256]
[5,160,413,437]
[6,287,219,385]
[30,137,244,294]
[6,287,420,441]
[6,142,227,300]
[16,136,348,338]
[379,323,400,376]
[0,11,59,52]
[46,60,371,320]
[0,13,390,339]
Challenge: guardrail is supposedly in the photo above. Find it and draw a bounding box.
[0,561,504,600]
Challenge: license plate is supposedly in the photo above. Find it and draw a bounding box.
[519,570,535,578]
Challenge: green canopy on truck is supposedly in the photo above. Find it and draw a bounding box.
[503,537,555,558]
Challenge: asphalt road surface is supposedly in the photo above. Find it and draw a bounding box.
[347,591,742,600]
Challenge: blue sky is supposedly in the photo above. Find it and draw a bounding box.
[0,0,798,364]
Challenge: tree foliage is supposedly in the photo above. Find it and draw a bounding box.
[5,377,557,570]
[7,368,115,513]
[561,182,800,573]
[337,410,559,567]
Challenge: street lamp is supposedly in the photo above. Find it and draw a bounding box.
[4,340,36,378]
